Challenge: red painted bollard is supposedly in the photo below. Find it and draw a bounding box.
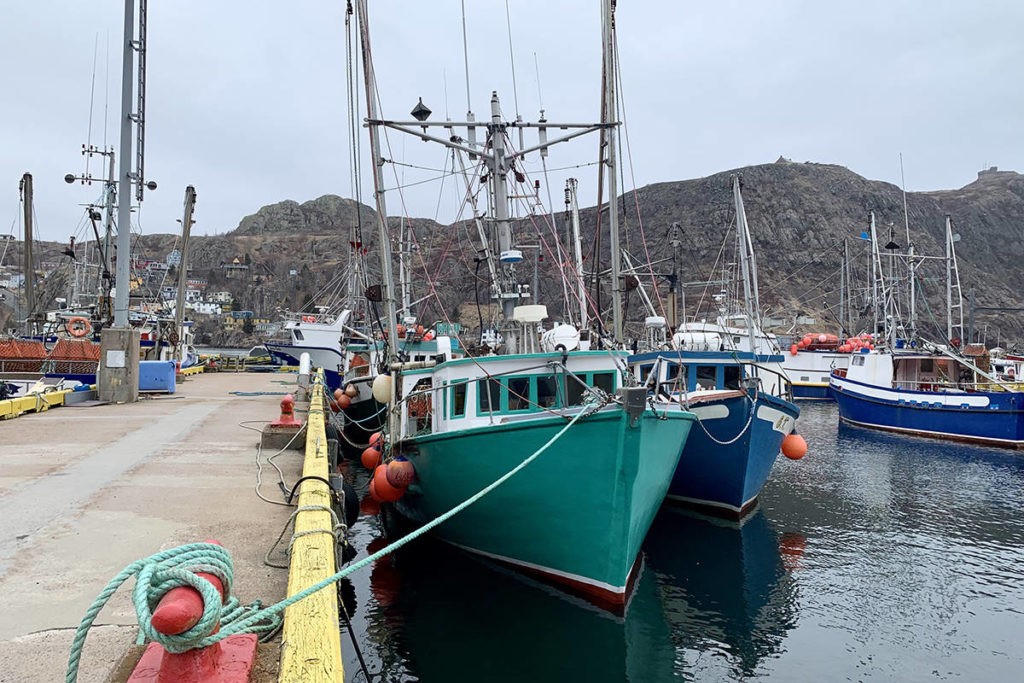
[128,541,258,683]
[271,394,301,427]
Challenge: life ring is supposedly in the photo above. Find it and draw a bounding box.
[66,316,92,338]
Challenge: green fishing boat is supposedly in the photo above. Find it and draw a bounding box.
[392,351,696,608]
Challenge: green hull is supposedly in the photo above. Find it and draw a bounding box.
[396,407,695,606]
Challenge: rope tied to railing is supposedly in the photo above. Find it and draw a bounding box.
[67,394,605,682]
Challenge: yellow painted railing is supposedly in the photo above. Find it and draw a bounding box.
[279,371,343,681]
[0,387,74,420]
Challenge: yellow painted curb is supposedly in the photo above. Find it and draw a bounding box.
[279,371,343,682]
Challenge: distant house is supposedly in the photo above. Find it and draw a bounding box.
[190,301,223,316]
[166,249,182,267]
[210,290,233,304]
[221,257,250,280]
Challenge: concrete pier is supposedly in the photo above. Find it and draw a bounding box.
[0,371,305,682]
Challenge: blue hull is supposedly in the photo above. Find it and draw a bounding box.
[832,375,1024,447]
[669,393,800,516]
[791,383,833,401]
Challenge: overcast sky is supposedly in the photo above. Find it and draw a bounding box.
[2,1,1022,244]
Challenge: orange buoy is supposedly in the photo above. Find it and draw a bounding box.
[789,343,799,356]
[329,400,340,413]
[368,432,383,450]
[333,388,344,401]
[361,447,381,470]
[386,457,415,488]
[337,394,352,410]
[781,432,808,460]
[797,339,808,349]
[372,464,404,502]
[415,324,425,337]
[423,330,435,341]
[396,324,406,337]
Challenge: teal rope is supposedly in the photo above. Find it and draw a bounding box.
[66,400,601,682]
[65,543,279,683]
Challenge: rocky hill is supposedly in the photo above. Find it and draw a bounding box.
[7,161,1024,347]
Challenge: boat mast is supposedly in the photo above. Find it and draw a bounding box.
[732,176,760,348]
[564,178,588,329]
[945,215,964,344]
[601,0,623,344]
[355,0,401,362]
[869,212,880,337]
[172,185,196,362]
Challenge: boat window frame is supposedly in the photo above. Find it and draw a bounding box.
[450,379,468,418]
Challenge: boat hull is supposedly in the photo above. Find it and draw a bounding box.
[668,393,799,517]
[790,382,832,401]
[394,407,694,609]
[831,372,1024,448]
[265,342,343,389]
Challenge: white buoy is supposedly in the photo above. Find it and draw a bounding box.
[372,374,393,404]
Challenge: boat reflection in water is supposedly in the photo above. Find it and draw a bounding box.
[643,508,802,679]
[359,530,676,682]
[354,504,803,682]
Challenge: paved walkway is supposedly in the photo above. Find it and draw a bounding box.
[0,371,304,682]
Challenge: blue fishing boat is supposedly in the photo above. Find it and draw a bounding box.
[632,349,800,516]
[630,177,803,517]
[828,214,1024,447]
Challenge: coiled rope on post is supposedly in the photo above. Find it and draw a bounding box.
[65,542,280,682]
[66,399,603,682]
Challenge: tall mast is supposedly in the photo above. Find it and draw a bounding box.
[20,173,35,334]
[869,212,879,337]
[355,0,401,362]
[488,91,520,353]
[839,238,848,337]
[601,0,623,343]
[945,215,964,344]
[173,186,196,361]
[114,0,135,328]
[565,178,588,329]
[732,176,760,346]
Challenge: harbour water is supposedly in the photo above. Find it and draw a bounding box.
[341,402,1024,681]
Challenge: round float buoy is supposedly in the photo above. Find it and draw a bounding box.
[790,343,799,356]
[337,394,352,410]
[372,464,404,502]
[329,400,341,413]
[368,479,381,503]
[361,447,381,470]
[781,432,808,460]
[423,330,435,341]
[372,374,393,403]
[333,388,344,401]
[396,324,406,337]
[386,457,415,488]
[344,384,358,398]
[368,432,383,450]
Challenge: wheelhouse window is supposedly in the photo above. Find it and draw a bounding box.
[451,381,468,417]
[696,365,719,389]
[723,366,741,389]
[536,375,559,408]
[478,377,502,413]
[507,377,531,411]
[592,371,615,395]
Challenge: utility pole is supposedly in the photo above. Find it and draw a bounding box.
[173,186,196,362]
[100,0,155,404]
[20,173,36,336]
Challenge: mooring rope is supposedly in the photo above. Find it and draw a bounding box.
[66,397,604,682]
